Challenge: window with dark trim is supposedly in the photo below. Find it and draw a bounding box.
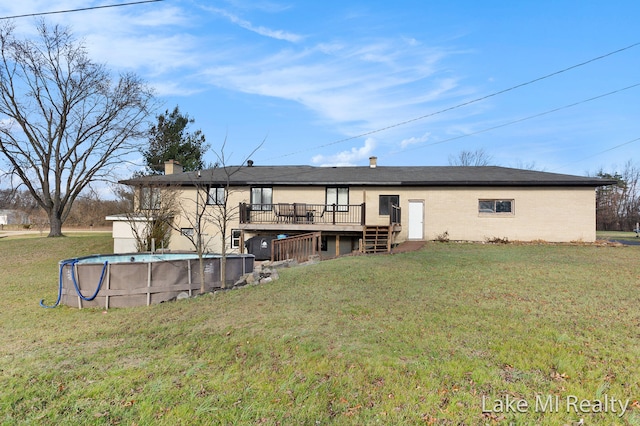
[379,195,399,215]
[251,187,272,211]
[139,186,161,210]
[207,187,225,205]
[479,199,514,214]
[326,187,349,212]
[181,228,194,237]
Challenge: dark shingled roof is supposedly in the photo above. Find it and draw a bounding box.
[121,165,615,187]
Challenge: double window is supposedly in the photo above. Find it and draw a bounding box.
[326,187,349,212]
[139,186,161,210]
[251,187,272,211]
[207,187,225,205]
[479,199,514,214]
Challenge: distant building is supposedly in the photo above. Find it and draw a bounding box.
[0,209,28,226]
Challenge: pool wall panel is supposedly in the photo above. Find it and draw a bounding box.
[59,254,254,308]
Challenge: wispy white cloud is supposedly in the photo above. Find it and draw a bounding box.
[311,138,376,166]
[0,2,469,165]
[201,38,459,130]
[400,132,431,149]
[4,2,200,73]
[2,2,462,131]
[202,5,304,42]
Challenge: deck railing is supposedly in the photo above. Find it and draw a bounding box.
[240,203,366,225]
[390,204,401,225]
[271,232,322,263]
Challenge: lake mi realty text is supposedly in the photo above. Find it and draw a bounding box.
[482,394,630,418]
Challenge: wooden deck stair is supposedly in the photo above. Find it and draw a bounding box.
[362,226,392,254]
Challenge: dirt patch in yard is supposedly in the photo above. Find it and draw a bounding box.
[391,240,426,253]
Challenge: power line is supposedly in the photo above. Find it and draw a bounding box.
[402,82,640,153]
[552,136,640,172]
[268,41,640,161]
[0,0,164,20]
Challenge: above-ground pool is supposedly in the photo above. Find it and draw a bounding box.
[48,253,254,309]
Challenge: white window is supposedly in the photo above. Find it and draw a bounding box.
[181,228,194,237]
[231,229,241,249]
[251,187,272,211]
[326,187,349,212]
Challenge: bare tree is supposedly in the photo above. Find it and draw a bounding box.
[65,187,130,228]
[207,140,263,288]
[0,187,18,208]
[169,177,216,294]
[0,186,40,224]
[448,148,494,166]
[511,160,543,171]
[0,21,155,237]
[595,161,640,231]
[170,139,263,291]
[117,184,177,252]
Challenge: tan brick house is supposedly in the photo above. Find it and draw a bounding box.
[114,158,613,258]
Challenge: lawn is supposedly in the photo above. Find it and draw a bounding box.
[597,230,640,244]
[1,235,639,425]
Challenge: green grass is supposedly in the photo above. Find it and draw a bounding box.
[597,230,640,243]
[1,236,640,425]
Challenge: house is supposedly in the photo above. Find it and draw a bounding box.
[0,209,28,227]
[114,157,613,258]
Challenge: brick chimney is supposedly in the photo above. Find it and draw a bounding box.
[369,156,377,168]
[164,160,183,175]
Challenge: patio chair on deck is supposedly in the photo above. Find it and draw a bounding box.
[294,203,316,223]
[275,203,294,222]
[294,203,310,223]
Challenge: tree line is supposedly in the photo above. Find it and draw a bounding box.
[595,161,640,231]
[0,188,130,229]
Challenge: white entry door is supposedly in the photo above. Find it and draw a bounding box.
[408,200,424,240]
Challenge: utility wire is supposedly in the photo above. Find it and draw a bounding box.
[551,136,640,172]
[268,41,640,161]
[266,80,640,171]
[401,82,640,153]
[0,0,164,20]
[5,2,636,171]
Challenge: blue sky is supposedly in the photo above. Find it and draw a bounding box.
[2,1,640,178]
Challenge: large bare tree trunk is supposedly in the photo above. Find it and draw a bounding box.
[48,212,64,237]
